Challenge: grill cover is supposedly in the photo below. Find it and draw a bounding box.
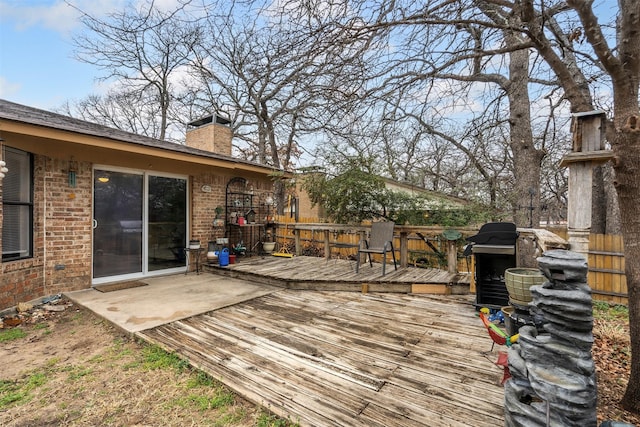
[463,222,518,256]
[466,222,518,245]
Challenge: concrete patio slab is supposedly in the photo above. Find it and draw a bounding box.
[65,273,279,333]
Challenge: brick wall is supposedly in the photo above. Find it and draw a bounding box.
[0,144,274,310]
[190,172,228,246]
[44,158,93,295]
[190,172,276,250]
[1,155,92,311]
[185,122,232,156]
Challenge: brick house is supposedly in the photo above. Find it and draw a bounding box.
[0,99,279,311]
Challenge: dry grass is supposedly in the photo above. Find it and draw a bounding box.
[592,302,639,426]
[0,302,294,427]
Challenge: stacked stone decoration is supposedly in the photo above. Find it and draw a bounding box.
[504,250,597,427]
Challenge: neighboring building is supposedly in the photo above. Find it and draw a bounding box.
[294,172,470,221]
[0,99,279,310]
[382,178,471,209]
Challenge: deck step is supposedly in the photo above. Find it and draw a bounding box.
[205,255,471,295]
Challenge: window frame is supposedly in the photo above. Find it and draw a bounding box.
[2,146,34,262]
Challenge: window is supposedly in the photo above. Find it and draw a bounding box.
[2,147,33,261]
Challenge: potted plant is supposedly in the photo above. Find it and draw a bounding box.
[262,229,276,253]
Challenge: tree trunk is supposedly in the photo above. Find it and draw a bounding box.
[592,164,622,234]
[507,40,545,228]
[603,163,622,235]
[258,101,269,164]
[591,165,606,234]
[614,115,640,412]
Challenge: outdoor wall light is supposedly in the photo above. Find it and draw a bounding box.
[68,158,77,187]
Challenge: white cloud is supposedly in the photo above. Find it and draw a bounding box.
[0,76,21,98]
[0,0,127,35]
[0,0,201,36]
[148,0,188,13]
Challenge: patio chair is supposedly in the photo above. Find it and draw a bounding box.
[356,221,397,276]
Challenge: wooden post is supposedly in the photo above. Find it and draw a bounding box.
[561,111,613,260]
[447,240,458,274]
[357,230,366,266]
[400,231,409,268]
[294,228,302,256]
[323,230,330,260]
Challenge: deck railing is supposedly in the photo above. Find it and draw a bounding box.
[275,217,479,272]
[272,217,565,273]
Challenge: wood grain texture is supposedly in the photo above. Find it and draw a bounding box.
[138,290,505,426]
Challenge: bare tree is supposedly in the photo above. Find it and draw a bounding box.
[323,0,557,226]
[71,0,203,140]
[187,1,372,171]
[182,1,378,212]
[59,88,170,139]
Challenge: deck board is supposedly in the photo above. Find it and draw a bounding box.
[138,289,505,426]
[205,255,470,294]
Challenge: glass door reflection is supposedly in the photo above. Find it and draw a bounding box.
[148,176,187,271]
[93,170,143,278]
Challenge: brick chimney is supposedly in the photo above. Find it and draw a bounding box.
[185,114,232,156]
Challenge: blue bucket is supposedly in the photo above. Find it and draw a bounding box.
[219,248,229,267]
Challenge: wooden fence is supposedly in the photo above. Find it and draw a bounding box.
[589,233,628,305]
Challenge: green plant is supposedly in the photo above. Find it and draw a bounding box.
[255,409,299,427]
[172,390,235,411]
[593,301,630,322]
[0,380,29,408]
[65,365,94,381]
[141,344,190,372]
[0,372,48,409]
[46,357,60,367]
[214,408,247,425]
[32,322,53,336]
[256,412,289,427]
[186,370,215,388]
[301,159,494,226]
[0,327,27,342]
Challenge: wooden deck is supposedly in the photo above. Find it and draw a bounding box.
[138,290,506,426]
[204,255,471,294]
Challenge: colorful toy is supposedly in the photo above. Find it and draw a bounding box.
[488,309,505,324]
[479,307,519,351]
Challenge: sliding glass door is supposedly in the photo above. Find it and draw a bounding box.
[93,170,143,279]
[148,175,187,271]
[93,168,187,282]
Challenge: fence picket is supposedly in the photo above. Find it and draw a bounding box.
[589,233,628,304]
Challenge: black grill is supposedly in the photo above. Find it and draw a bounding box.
[465,222,518,309]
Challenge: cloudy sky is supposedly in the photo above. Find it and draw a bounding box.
[0,0,132,110]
